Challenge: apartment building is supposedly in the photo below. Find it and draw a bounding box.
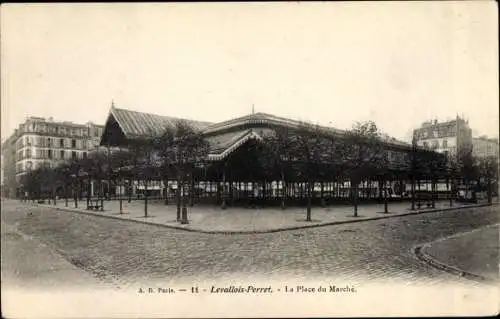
[413,116,473,162]
[1,116,104,197]
[472,136,499,159]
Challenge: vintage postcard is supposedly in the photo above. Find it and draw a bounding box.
[1,2,499,318]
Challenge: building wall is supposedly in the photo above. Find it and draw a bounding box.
[1,116,104,197]
[473,137,499,159]
[413,116,472,162]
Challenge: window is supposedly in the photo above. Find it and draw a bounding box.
[442,139,448,148]
[55,127,59,134]
[423,131,428,138]
[48,149,53,159]
[433,130,438,138]
[423,141,429,149]
[60,150,65,159]
[26,148,31,158]
[47,137,52,147]
[94,130,99,137]
[71,151,77,159]
[82,140,87,149]
[83,152,87,159]
[26,161,33,171]
[60,138,64,147]
[71,139,76,148]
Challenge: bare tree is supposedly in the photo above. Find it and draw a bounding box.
[153,125,176,206]
[409,136,419,210]
[171,120,209,224]
[457,147,480,201]
[83,150,109,210]
[343,121,385,217]
[478,155,498,204]
[291,122,326,222]
[127,133,158,217]
[261,126,294,209]
[108,148,133,213]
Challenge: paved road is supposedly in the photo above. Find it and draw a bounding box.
[1,199,498,289]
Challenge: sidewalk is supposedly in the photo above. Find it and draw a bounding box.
[33,198,492,233]
[1,220,108,291]
[415,224,499,283]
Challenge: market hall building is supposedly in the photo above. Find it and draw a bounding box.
[99,105,448,207]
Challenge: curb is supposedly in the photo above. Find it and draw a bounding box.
[412,223,500,284]
[413,246,488,283]
[32,202,494,235]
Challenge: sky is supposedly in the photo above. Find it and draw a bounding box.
[1,2,498,144]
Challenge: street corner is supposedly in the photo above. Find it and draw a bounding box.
[414,224,500,283]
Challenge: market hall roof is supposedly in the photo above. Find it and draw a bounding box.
[100,106,214,145]
[202,111,345,135]
[100,106,412,158]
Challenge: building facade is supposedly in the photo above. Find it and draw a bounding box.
[1,116,104,197]
[472,136,499,159]
[413,116,473,162]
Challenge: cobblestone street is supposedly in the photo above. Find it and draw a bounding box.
[1,199,498,289]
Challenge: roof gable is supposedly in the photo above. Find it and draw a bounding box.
[203,112,345,136]
[110,107,213,138]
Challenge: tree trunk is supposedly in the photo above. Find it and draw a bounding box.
[280,167,286,210]
[416,179,421,209]
[306,180,312,221]
[190,174,195,207]
[447,178,452,207]
[384,179,388,213]
[411,174,416,210]
[320,181,325,207]
[181,180,189,224]
[487,177,492,204]
[74,186,78,208]
[463,178,468,199]
[176,173,181,221]
[378,180,383,201]
[353,181,359,217]
[119,180,123,214]
[79,179,84,201]
[221,170,227,210]
[163,178,169,205]
[431,178,436,208]
[65,186,69,207]
[144,181,148,217]
[262,181,266,207]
